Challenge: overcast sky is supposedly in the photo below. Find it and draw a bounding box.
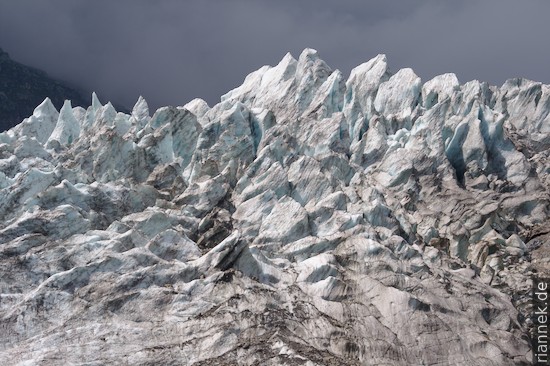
[1,0,549,111]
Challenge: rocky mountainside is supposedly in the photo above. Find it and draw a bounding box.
[0,49,549,365]
[0,47,89,132]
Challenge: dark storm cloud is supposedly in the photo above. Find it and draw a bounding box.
[0,0,549,112]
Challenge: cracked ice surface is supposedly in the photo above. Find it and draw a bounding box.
[1,49,549,365]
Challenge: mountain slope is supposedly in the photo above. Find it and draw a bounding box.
[0,47,88,132]
[0,49,548,365]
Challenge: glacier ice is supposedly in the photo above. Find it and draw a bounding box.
[0,49,549,365]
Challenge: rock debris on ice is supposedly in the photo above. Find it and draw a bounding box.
[0,48,549,365]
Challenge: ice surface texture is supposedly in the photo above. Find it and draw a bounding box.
[1,49,549,365]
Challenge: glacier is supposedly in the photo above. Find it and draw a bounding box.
[0,48,549,365]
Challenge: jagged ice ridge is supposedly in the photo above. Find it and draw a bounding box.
[0,49,549,365]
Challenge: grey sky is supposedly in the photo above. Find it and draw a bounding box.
[0,0,549,111]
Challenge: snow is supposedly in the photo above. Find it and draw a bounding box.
[181,98,210,121]
[92,91,103,112]
[97,102,117,127]
[374,67,421,125]
[343,54,389,140]
[0,48,548,365]
[15,97,59,144]
[131,95,150,128]
[422,73,460,107]
[46,100,81,148]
